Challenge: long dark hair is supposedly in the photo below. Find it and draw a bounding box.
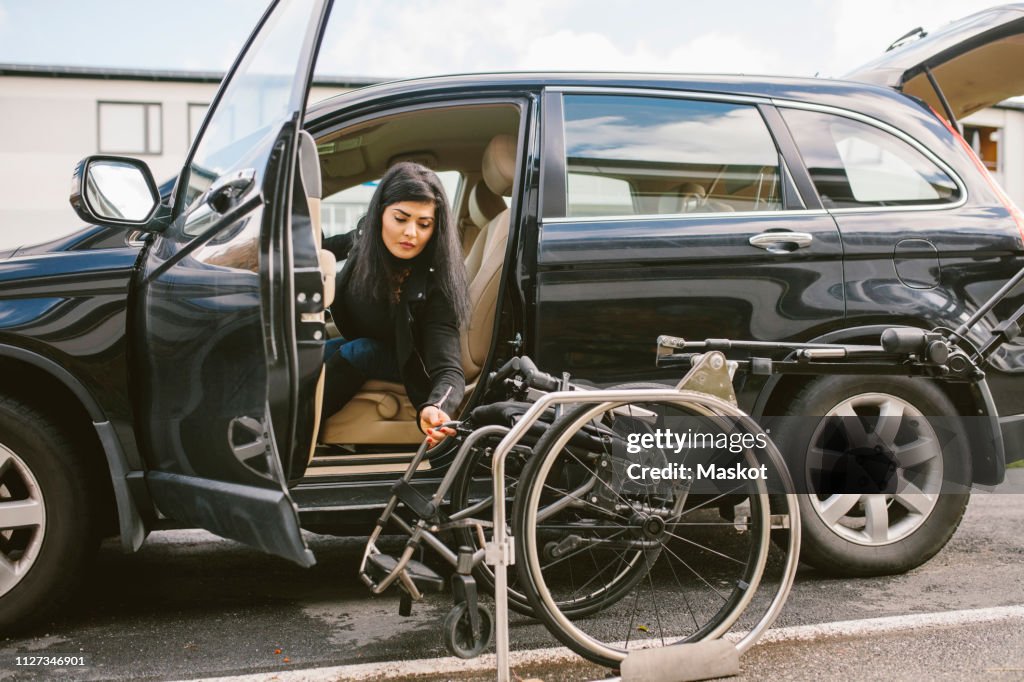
[349,162,469,326]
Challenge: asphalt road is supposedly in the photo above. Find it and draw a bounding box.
[0,471,1021,681]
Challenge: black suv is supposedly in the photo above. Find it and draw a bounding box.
[1,1,1022,630]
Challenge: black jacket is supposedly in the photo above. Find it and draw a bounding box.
[324,232,465,425]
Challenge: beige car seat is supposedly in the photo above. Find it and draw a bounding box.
[322,133,517,445]
[461,134,515,380]
[463,179,506,280]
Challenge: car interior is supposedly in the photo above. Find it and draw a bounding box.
[566,161,783,218]
[900,33,1024,121]
[298,102,522,472]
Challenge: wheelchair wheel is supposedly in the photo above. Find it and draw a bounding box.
[442,601,494,659]
[513,393,788,667]
[452,428,651,618]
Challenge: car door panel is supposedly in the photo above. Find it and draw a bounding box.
[779,103,1024,417]
[132,0,331,566]
[534,90,845,384]
[835,207,1024,416]
[536,212,844,383]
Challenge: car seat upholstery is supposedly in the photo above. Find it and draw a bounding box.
[297,131,337,461]
[463,179,506,280]
[657,182,736,214]
[461,134,515,379]
[322,133,517,445]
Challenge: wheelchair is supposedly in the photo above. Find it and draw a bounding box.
[358,272,1018,677]
[359,350,800,668]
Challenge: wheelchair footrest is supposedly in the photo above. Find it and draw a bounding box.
[390,480,438,520]
[366,553,445,593]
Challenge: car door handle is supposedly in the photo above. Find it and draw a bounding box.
[207,168,256,214]
[748,231,814,252]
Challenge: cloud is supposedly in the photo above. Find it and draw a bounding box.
[316,0,556,78]
[315,0,791,80]
[824,0,1011,77]
[663,33,789,76]
[566,107,778,165]
[516,31,661,72]
[511,29,787,75]
[300,0,1014,82]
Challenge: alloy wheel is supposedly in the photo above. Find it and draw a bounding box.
[0,443,46,596]
[805,392,943,546]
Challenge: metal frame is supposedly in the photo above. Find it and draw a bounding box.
[484,354,801,679]
[356,351,803,681]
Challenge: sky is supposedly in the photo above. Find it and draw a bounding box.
[0,0,1012,80]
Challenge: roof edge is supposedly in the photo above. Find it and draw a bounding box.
[0,62,382,87]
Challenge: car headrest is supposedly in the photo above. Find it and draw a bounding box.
[678,182,706,200]
[482,134,517,197]
[657,182,706,214]
[298,130,322,200]
[468,179,506,228]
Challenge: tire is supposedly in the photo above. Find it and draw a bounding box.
[773,376,970,577]
[442,602,494,659]
[513,393,775,667]
[0,396,100,632]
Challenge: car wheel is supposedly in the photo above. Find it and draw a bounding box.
[0,396,100,632]
[774,376,969,577]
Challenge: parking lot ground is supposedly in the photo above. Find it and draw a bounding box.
[0,471,1020,681]
[190,605,1024,681]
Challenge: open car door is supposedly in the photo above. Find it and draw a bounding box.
[133,0,331,566]
[844,5,1024,125]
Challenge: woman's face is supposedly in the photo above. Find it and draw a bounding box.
[380,200,436,260]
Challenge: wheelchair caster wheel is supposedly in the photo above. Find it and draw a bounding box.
[442,602,494,659]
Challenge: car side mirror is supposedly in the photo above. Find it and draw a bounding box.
[70,156,163,229]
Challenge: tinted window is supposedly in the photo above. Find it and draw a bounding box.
[782,109,960,208]
[566,173,636,217]
[563,95,782,218]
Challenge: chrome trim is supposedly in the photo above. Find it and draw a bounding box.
[548,84,772,105]
[749,231,813,249]
[769,98,969,213]
[542,209,830,225]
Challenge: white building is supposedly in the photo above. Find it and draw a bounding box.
[961,103,1024,206]
[1,63,1022,250]
[0,64,377,249]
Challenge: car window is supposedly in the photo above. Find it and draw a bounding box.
[562,95,782,218]
[322,170,462,239]
[566,173,636,217]
[781,108,960,208]
[179,0,318,218]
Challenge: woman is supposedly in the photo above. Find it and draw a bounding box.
[322,162,469,447]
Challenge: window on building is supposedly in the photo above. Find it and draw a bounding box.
[963,124,1000,173]
[98,102,162,155]
[782,108,960,208]
[188,103,210,145]
[562,95,782,218]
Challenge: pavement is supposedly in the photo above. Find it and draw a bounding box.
[0,470,1020,681]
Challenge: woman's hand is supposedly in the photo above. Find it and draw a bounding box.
[421,406,456,447]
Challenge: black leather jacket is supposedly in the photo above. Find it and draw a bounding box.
[324,232,465,425]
